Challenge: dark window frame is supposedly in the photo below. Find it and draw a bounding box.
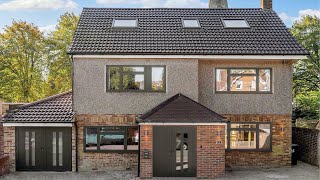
[181,18,201,29]
[84,126,139,153]
[221,18,251,29]
[215,67,273,94]
[106,65,166,93]
[226,122,272,152]
[112,18,139,28]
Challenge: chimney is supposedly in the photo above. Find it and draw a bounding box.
[261,0,272,10]
[209,0,228,8]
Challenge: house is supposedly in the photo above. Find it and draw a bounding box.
[1,0,309,179]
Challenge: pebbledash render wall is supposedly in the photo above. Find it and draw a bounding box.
[76,114,138,171]
[139,125,225,179]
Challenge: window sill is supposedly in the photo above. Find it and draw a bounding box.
[106,90,166,93]
[84,150,139,153]
[226,149,272,152]
[215,91,273,94]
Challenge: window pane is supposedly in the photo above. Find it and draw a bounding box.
[183,19,200,28]
[109,67,120,90]
[25,131,29,166]
[259,69,271,91]
[31,131,35,166]
[176,133,181,171]
[123,74,144,90]
[223,20,249,28]
[216,69,227,91]
[230,69,256,74]
[231,124,256,128]
[85,128,97,150]
[230,76,256,91]
[58,132,63,166]
[259,124,271,150]
[123,67,144,72]
[100,127,124,150]
[127,127,139,150]
[52,132,56,166]
[113,19,137,27]
[230,130,256,149]
[152,67,165,91]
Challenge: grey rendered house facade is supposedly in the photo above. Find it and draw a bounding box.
[1,0,309,179]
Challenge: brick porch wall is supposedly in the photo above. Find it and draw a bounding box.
[3,126,15,172]
[0,123,3,157]
[224,114,292,169]
[197,125,225,179]
[139,125,153,179]
[76,114,138,171]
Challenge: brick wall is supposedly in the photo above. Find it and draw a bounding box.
[3,126,15,172]
[139,125,153,179]
[0,123,3,157]
[292,127,320,167]
[197,125,225,179]
[76,114,138,171]
[0,155,9,176]
[224,114,292,169]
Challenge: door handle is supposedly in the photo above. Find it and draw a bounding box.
[41,147,44,151]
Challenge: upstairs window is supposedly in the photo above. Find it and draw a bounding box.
[107,65,166,92]
[215,68,272,93]
[112,19,138,28]
[222,19,250,28]
[182,19,201,28]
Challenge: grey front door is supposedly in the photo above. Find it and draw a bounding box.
[16,127,72,171]
[153,126,196,177]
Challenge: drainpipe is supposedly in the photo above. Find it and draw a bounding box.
[75,121,78,172]
[138,123,140,177]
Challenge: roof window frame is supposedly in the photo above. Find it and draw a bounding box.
[221,18,251,29]
[181,18,201,29]
[112,18,139,28]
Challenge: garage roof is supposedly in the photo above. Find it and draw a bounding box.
[68,8,309,56]
[2,91,74,123]
[139,93,225,123]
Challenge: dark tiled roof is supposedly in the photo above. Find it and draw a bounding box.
[68,8,309,55]
[2,91,74,123]
[139,93,225,123]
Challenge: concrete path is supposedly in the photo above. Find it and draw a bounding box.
[1,161,319,180]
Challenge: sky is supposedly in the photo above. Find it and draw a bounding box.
[0,0,319,34]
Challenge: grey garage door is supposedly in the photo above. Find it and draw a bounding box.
[153,126,196,177]
[16,127,72,171]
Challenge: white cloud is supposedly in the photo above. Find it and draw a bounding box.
[96,0,207,8]
[39,24,56,34]
[279,9,320,25]
[0,0,78,11]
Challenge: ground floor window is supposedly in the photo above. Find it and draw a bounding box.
[226,122,272,151]
[84,126,139,152]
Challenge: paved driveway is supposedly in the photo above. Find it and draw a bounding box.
[1,161,319,180]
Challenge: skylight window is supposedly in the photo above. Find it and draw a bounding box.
[113,19,138,28]
[182,19,201,28]
[222,19,250,28]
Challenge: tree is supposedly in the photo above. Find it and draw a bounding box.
[45,12,79,96]
[291,15,320,96]
[0,20,46,102]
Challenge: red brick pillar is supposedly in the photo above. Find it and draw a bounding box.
[139,125,153,178]
[197,125,225,179]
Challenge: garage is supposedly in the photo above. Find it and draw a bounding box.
[16,127,71,171]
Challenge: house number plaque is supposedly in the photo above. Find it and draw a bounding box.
[143,150,150,159]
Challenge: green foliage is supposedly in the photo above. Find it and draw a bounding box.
[291,15,320,120]
[0,20,46,102]
[293,91,320,120]
[0,13,79,102]
[291,15,320,96]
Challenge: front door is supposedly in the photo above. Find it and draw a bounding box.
[153,126,196,177]
[16,127,72,171]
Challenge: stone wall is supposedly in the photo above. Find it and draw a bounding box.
[225,114,292,168]
[292,127,320,167]
[3,126,15,172]
[197,125,225,179]
[76,114,138,171]
[0,155,9,176]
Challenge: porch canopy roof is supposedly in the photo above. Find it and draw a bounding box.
[138,93,225,124]
[1,91,74,124]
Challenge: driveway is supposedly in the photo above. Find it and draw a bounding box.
[1,161,319,180]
